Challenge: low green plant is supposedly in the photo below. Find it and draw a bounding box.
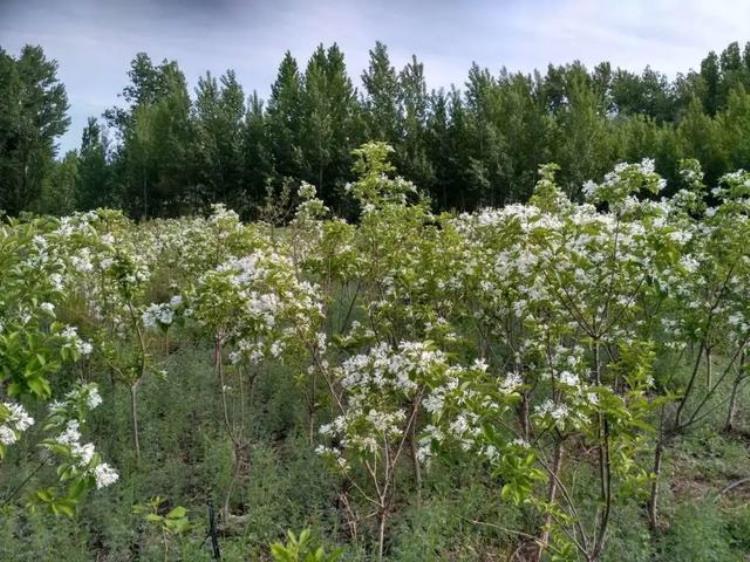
[133,496,191,561]
[270,529,342,562]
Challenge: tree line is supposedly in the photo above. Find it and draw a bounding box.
[4,40,750,218]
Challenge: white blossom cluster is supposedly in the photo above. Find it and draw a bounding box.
[60,325,93,356]
[142,295,182,329]
[53,419,119,489]
[45,383,118,490]
[317,340,490,468]
[48,383,103,416]
[0,402,35,446]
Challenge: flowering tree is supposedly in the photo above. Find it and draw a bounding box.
[188,205,324,518]
[3,142,750,561]
[0,216,117,515]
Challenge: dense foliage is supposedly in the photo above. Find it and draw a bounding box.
[1,143,749,560]
[9,41,750,217]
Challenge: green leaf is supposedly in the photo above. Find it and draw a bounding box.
[166,506,187,519]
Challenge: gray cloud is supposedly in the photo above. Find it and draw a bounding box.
[2,0,749,153]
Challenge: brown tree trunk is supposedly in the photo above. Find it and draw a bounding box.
[725,351,745,432]
[647,438,664,532]
[535,441,564,562]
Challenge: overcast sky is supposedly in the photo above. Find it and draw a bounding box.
[3,0,750,153]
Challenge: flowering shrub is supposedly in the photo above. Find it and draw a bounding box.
[0,217,117,515]
[1,143,749,561]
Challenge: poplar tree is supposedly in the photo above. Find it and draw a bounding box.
[267,51,305,183]
[193,70,246,207]
[0,45,70,215]
[361,41,400,145]
[76,117,113,210]
[398,55,433,192]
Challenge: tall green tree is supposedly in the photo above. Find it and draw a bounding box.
[716,87,750,172]
[700,51,721,116]
[611,66,675,122]
[243,91,274,213]
[110,54,194,218]
[193,70,246,208]
[361,41,400,145]
[676,96,725,184]
[300,44,360,206]
[36,150,78,215]
[267,51,305,183]
[75,117,113,210]
[0,45,70,215]
[398,55,433,191]
[548,64,616,197]
[463,63,505,205]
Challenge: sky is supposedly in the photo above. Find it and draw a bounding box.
[3,0,750,153]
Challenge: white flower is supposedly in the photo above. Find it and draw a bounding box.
[270,340,284,358]
[558,370,579,387]
[422,392,445,414]
[86,387,102,410]
[1,402,34,446]
[40,302,56,314]
[143,303,174,329]
[582,180,598,198]
[299,182,317,199]
[319,423,333,436]
[500,372,522,394]
[0,425,17,445]
[472,358,489,372]
[483,444,499,460]
[93,463,119,489]
[551,404,569,421]
[75,442,96,466]
[57,420,82,447]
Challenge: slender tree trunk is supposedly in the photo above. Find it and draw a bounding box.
[208,500,221,559]
[409,416,422,505]
[307,372,317,446]
[519,391,530,440]
[725,351,745,432]
[647,437,664,532]
[224,442,244,519]
[377,505,387,561]
[589,338,612,558]
[706,347,713,389]
[130,382,141,464]
[215,338,232,437]
[725,380,741,432]
[535,441,564,562]
[214,335,238,519]
[675,342,705,428]
[592,420,612,561]
[142,164,148,219]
